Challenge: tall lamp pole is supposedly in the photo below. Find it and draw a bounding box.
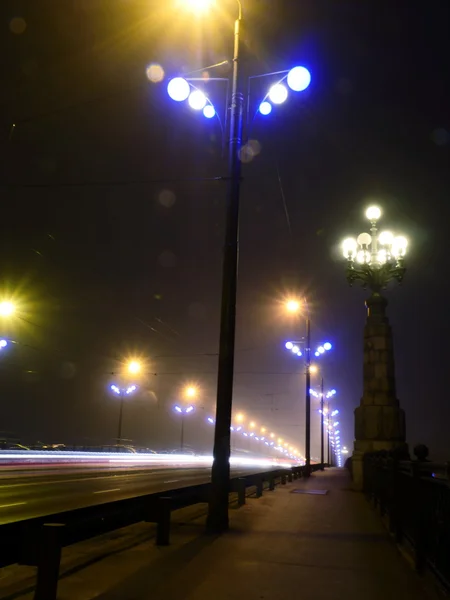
[320,377,324,470]
[165,0,312,533]
[304,317,311,475]
[110,384,138,445]
[208,1,244,534]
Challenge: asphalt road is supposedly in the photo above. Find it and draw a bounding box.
[0,465,270,525]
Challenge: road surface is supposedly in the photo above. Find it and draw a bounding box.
[0,463,278,525]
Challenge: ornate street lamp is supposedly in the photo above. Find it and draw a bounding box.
[340,205,409,490]
[342,205,408,293]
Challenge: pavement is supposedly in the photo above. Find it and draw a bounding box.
[88,468,438,600]
[3,468,440,600]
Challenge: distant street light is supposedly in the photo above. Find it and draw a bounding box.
[0,302,16,317]
[174,404,195,450]
[184,384,198,399]
[311,385,337,469]
[161,0,311,533]
[0,339,8,350]
[110,384,138,445]
[282,298,316,475]
[127,360,142,375]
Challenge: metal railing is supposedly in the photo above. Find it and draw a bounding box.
[363,452,450,589]
[0,464,321,600]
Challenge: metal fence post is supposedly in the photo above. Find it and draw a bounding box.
[34,523,64,600]
[388,458,402,543]
[269,475,275,491]
[287,472,293,483]
[156,497,171,546]
[411,462,425,572]
[237,478,246,507]
[281,473,287,485]
[256,478,263,498]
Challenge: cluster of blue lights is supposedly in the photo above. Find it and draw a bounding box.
[258,66,311,116]
[166,66,311,120]
[285,340,332,358]
[174,405,195,415]
[167,77,216,119]
[110,384,137,396]
[311,388,337,400]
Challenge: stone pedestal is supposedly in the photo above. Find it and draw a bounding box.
[352,293,406,491]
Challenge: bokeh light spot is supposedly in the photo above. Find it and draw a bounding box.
[10,17,26,34]
[146,63,165,83]
[239,139,261,163]
[158,189,176,208]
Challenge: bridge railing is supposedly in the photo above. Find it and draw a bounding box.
[363,453,450,590]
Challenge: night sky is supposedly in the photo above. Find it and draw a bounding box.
[0,0,449,459]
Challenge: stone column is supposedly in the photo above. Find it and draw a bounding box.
[352,293,406,490]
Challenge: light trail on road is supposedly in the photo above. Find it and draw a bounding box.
[0,451,298,526]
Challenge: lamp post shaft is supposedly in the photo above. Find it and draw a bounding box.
[117,392,124,445]
[320,377,324,470]
[207,16,244,534]
[327,399,330,465]
[180,414,185,451]
[305,317,311,475]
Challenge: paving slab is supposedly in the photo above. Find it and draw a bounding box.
[95,469,438,600]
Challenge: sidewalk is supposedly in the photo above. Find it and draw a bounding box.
[95,469,438,600]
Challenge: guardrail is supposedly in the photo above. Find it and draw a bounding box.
[363,453,450,590]
[0,463,321,600]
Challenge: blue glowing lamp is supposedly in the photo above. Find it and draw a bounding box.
[167,77,190,101]
[259,101,272,115]
[188,90,207,110]
[287,66,311,92]
[323,342,332,351]
[285,341,294,350]
[0,339,8,349]
[203,104,215,118]
[268,83,288,104]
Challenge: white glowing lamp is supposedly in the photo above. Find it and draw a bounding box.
[342,237,357,259]
[392,236,408,258]
[366,206,381,221]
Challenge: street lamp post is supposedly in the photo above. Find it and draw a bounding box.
[341,205,408,489]
[174,405,195,450]
[311,387,337,469]
[110,384,138,445]
[305,316,311,475]
[165,1,311,532]
[320,377,324,469]
[285,329,332,475]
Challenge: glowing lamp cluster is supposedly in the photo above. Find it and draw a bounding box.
[0,339,8,350]
[285,340,332,359]
[167,77,216,119]
[341,206,408,292]
[167,66,310,121]
[174,405,194,414]
[110,384,137,396]
[259,66,311,116]
[312,388,337,400]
